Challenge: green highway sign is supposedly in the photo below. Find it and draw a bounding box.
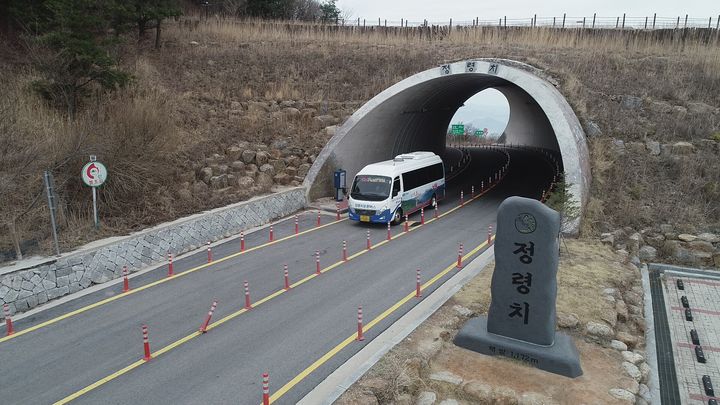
[451,124,464,135]
[474,130,484,136]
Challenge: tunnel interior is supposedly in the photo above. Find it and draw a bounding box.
[306,59,589,233]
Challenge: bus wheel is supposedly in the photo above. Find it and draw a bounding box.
[391,208,403,225]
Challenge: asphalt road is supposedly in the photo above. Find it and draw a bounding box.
[0,146,556,404]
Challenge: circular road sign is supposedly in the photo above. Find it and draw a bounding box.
[81,161,108,187]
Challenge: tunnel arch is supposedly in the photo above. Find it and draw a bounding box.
[305,59,590,233]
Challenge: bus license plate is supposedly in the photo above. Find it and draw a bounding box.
[360,215,370,222]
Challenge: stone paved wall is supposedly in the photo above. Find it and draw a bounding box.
[0,187,307,315]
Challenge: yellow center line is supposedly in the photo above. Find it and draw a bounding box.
[1,218,347,344]
[268,235,496,403]
[51,177,505,404]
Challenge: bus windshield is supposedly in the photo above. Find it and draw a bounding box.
[350,175,392,201]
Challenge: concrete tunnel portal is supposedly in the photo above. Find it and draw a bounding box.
[304,59,590,233]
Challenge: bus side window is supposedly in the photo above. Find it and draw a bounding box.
[392,177,400,197]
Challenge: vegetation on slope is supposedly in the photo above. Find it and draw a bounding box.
[0,15,718,262]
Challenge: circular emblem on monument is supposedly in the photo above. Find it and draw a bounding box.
[515,213,537,234]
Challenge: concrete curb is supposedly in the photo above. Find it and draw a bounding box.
[640,265,661,405]
[298,245,495,405]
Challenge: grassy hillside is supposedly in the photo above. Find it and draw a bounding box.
[1,19,719,261]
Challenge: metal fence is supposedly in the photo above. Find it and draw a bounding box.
[344,14,720,31]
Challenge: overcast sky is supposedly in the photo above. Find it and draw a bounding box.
[337,0,718,23]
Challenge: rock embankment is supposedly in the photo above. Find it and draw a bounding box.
[602,227,720,268]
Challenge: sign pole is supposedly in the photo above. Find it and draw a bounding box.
[92,186,99,230]
[43,170,61,256]
[82,155,106,231]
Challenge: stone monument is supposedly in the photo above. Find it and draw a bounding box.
[454,196,582,378]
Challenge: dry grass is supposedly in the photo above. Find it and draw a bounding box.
[1,17,719,260]
[0,67,186,257]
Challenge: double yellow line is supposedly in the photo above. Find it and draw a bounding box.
[0,216,346,344]
[53,180,502,404]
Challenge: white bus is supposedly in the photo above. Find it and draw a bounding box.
[348,152,445,224]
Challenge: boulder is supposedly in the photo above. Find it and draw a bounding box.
[259,164,275,177]
[270,139,289,150]
[314,114,337,128]
[608,388,635,403]
[610,339,628,351]
[585,120,602,137]
[638,245,657,261]
[678,233,697,242]
[622,361,641,381]
[453,305,473,317]
[271,159,287,173]
[241,150,256,164]
[283,107,301,117]
[256,151,270,166]
[645,234,665,248]
[627,232,642,253]
[585,321,614,340]
[209,175,228,189]
[230,161,246,172]
[639,362,651,383]
[612,139,626,154]
[687,101,717,115]
[429,371,463,385]
[697,232,719,243]
[463,381,493,402]
[623,379,640,395]
[325,125,338,137]
[621,95,643,110]
[672,142,695,155]
[297,163,311,178]
[689,240,714,253]
[659,224,674,233]
[273,173,292,185]
[416,391,437,405]
[646,141,661,156]
[601,233,614,246]
[256,172,273,189]
[556,312,579,329]
[200,167,213,184]
[245,164,259,178]
[623,289,642,306]
[237,176,254,189]
[622,351,644,365]
[226,146,243,160]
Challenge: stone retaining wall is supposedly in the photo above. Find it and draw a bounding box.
[0,187,307,314]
